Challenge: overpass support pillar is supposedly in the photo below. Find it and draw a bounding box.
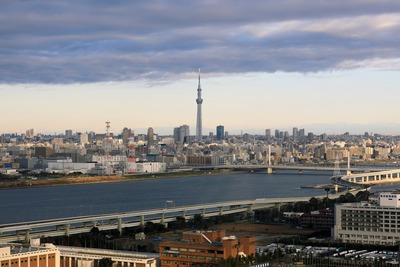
[219,207,223,216]
[267,167,273,174]
[65,224,70,236]
[161,213,165,224]
[202,208,206,217]
[117,218,122,235]
[140,215,145,229]
[346,169,351,176]
[24,230,30,243]
[335,184,339,193]
[181,211,186,219]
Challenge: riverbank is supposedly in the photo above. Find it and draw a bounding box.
[0,169,245,190]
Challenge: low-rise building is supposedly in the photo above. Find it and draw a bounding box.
[58,246,157,267]
[300,209,334,229]
[0,241,60,267]
[159,230,256,267]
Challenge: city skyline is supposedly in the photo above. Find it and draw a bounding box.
[1,2,400,135]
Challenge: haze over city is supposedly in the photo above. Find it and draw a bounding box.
[1,1,400,135]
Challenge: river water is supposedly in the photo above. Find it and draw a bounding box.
[0,170,399,224]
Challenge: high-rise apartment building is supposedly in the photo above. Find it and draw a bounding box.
[216,125,224,141]
[195,69,203,142]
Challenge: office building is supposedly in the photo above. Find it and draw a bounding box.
[265,129,271,139]
[159,230,255,267]
[216,125,224,141]
[333,192,400,245]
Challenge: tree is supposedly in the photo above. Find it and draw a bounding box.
[99,258,113,267]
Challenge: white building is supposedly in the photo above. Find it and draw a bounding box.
[46,159,96,174]
[126,162,167,174]
[333,192,400,245]
[58,246,157,267]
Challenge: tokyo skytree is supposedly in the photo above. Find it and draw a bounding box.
[196,69,203,142]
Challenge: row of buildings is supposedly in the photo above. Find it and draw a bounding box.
[1,229,255,267]
[1,127,400,175]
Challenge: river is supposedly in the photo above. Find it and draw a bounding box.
[0,170,399,224]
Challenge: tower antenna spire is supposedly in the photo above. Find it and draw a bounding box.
[198,68,201,87]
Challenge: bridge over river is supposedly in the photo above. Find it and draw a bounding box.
[192,164,395,174]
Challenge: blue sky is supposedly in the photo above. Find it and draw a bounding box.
[1,1,400,135]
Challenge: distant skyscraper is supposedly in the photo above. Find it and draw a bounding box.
[26,128,34,139]
[195,69,203,142]
[80,132,89,145]
[265,129,271,139]
[180,125,190,144]
[299,128,305,138]
[174,125,190,144]
[173,127,180,142]
[147,127,154,147]
[293,127,299,139]
[122,127,130,146]
[65,129,73,139]
[216,125,224,141]
[274,129,280,138]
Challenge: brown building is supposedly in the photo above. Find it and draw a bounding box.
[0,242,60,267]
[159,230,256,267]
[34,147,54,158]
[300,209,334,229]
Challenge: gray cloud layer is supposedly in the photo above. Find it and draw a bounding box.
[1,0,400,83]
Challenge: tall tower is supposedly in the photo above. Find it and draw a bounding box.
[196,68,203,142]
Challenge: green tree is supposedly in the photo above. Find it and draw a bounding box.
[99,257,113,267]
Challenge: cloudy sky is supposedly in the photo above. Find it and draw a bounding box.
[1,1,400,135]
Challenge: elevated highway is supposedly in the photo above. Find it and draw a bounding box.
[0,195,335,243]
